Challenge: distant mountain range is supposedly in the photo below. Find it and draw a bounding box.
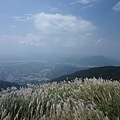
[51,66,120,82]
[78,56,120,66]
[1,55,120,66]
[57,55,120,67]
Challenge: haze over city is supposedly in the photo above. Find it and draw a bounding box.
[0,0,120,60]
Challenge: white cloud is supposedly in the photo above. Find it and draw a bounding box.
[2,11,106,57]
[12,15,32,21]
[33,12,96,34]
[10,25,16,28]
[81,4,93,9]
[50,7,58,11]
[0,34,46,56]
[28,12,97,50]
[19,33,44,46]
[78,0,94,4]
[113,2,120,12]
[0,13,99,58]
[9,13,97,50]
[0,33,44,47]
[94,39,110,46]
[70,0,96,5]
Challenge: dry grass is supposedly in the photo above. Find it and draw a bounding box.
[0,78,120,120]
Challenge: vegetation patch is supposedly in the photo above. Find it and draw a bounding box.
[0,78,120,120]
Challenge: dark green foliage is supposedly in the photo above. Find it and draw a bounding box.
[51,66,120,82]
[0,81,20,90]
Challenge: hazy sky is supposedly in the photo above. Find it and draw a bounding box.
[0,0,120,60]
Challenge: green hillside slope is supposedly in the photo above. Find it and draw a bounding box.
[51,66,120,82]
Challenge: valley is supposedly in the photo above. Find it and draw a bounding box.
[0,61,84,85]
[0,56,120,87]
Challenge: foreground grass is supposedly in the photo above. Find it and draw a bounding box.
[0,78,120,120]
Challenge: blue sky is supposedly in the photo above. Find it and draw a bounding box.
[0,0,120,60]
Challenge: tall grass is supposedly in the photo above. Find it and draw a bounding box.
[0,78,120,120]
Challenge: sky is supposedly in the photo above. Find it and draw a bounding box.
[0,0,120,60]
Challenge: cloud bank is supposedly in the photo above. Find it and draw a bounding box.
[1,12,120,59]
[19,13,96,50]
[0,13,97,57]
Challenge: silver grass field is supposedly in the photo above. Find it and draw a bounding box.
[0,78,120,120]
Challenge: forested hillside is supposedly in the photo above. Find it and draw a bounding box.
[51,66,120,82]
[0,81,20,90]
